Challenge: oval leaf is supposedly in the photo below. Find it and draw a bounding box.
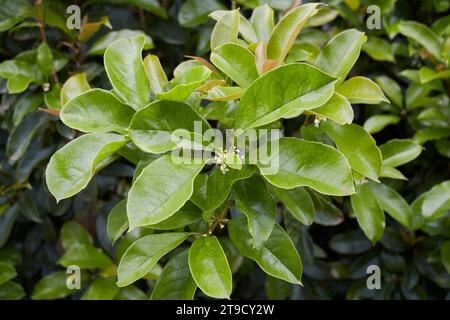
[189,236,232,299]
[46,133,127,201]
[117,232,190,287]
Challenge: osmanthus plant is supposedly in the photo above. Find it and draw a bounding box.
[45,3,404,299]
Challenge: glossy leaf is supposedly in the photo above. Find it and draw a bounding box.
[336,77,389,104]
[191,166,255,212]
[60,221,93,250]
[251,4,274,42]
[366,182,412,228]
[233,175,276,245]
[60,73,91,105]
[211,43,258,88]
[128,99,210,154]
[179,0,225,27]
[270,185,315,225]
[210,10,239,51]
[151,249,197,300]
[375,76,403,107]
[117,232,190,287]
[88,30,154,56]
[321,122,382,181]
[59,245,112,269]
[266,3,321,63]
[351,183,385,243]
[31,272,75,300]
[259,137,354,196]
[398,21,443,60]
[311,92,354,125]
[315,29,367,80]
[228,216,302,284]
[104,35,151,109]
[364,115,401,134]
[143,54,168,94]
[107,200,128,244]
[380,139,422,167]
[82,277,119,300]
[46,133,127,201]
[189,236,232,299]
[61,89,135,134]
[127,155,204,230]
[235,63,337,130]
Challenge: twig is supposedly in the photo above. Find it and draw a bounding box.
[34,0,59,84]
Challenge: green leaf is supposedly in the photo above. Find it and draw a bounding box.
[375,76,403,107]
[107,200,128,244]
[60,221,93,250]
[266,3,321,63]
[191,166,255,211]
[441,241,450,274]
[380,166,408,180]
[228,216,302,284]
[82,277,119,300]
[321,122,382,181]
[210,9,239,51]
[157,65,211,102]
[189,236,232,299]
[61,89,135,134]
[351,183,385,243]
[209,10,257,43]
[37,43,53,79]
[259,137,354,196]
[363,115,401,134]
[7,112,48,163]
[233,175,276,245]
[270,185,315,225]
[362,36,395,62]
[235,63,337,130]
[127,155,204,230]
[12,93,43,126]
[211,43,258,88]
[380,139,422,167]
[366,182,412,228]
[251,4,274,42]
[88,30,154,56]
[46,133,127,201]
[117,232,190,287]
[143,54,168,94]
[179,0,226,27]
[311,92,354,125]
[413,127,450,145]
[115,286,148,300]
[315,29,367,80]
[151,249,197,300]
[59,244,112,269]
[147,202,203,230]
[329,230,372,254]
[0,281,25,300]
[0,205,19,249]
[31,272,75,300]
[128,100,210,154]
[0,262,16,286]
[44,84,62,110]
[398,21,443,60]
[336,76,389,104]
[104,35,151,109]
[60,73,91,105]
[417,180,450,221]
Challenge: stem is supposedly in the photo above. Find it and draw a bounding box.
[34,0,59,84]
[207,203,230,235]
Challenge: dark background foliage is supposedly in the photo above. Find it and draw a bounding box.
[0,0,449,300]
